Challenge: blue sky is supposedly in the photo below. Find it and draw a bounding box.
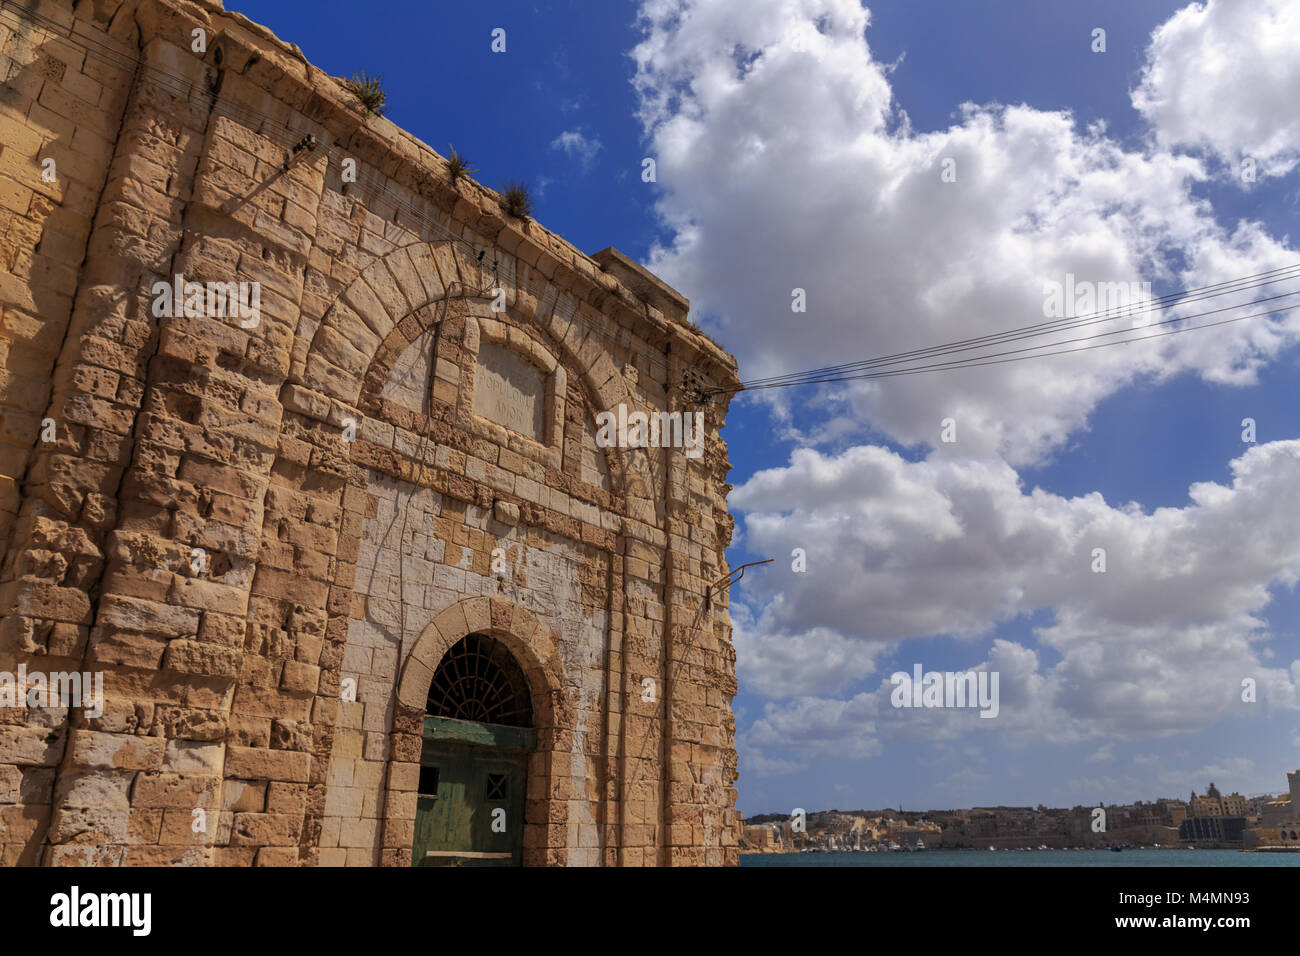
[234,0,1300,816]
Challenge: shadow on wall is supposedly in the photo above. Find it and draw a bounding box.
[0,7,141,865]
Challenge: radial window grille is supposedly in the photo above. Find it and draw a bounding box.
[426,633,533,728]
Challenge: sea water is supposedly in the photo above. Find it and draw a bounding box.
[739,848,1300,867]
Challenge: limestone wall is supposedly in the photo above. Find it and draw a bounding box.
[0,0,741,867]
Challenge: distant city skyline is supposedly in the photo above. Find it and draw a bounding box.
[747,770,1294,817]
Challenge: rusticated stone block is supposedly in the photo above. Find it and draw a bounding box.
[228,812,303,846]
[160,639,240,677]
[69,730,164,771]
[224,747,311,783]
[130,773,220,810]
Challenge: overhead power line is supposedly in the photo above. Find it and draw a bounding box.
[706,265,1300,395]
[746,300,1299,389]
[733,264,1300,388]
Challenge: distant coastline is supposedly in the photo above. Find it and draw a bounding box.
[739,847,1300,867]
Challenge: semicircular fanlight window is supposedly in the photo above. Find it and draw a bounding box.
[426,633,533,728]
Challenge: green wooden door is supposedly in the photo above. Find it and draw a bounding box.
[411,717,534,867]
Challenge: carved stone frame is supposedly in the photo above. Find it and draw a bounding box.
[457,311,566,471]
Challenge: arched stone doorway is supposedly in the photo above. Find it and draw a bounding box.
[384,597,572,867]
[412,634,534,866]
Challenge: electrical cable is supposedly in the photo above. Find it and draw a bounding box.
[717,266,1300,394]
[733,265,1300,388]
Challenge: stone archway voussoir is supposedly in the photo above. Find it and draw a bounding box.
[408,624,448,673]
[342,277,397,343]
[396,655,434,711]
[431,602,469,645]
[461,595,491,633]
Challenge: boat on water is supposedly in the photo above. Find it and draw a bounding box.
[914,838,925,851]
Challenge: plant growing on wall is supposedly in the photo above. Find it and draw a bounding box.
[446,145,476,183]
[500,180,534,220]
[342,70,386,117]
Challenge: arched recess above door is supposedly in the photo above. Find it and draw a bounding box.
[284,239,657,505]
[397,596,566,731]
[426,633,533,729]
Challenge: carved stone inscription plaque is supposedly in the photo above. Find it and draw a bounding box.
[473,340,545,441]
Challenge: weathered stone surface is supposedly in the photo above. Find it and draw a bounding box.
[69,731,165,772]
[224,747,311,783]
[494,499,521,526]
[0,0,741,869]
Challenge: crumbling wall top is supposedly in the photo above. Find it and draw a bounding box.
[169,0,738,386]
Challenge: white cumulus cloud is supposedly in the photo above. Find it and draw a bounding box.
[633,0,1300,465]
[1133,0,1300,177]
[731,440,1300,738]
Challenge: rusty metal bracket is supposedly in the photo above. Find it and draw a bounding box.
[282,133,317,171]
[705,558,773,608]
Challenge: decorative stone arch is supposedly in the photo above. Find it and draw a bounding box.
[381,596,573,866]
[292,239,469,405]
[355,293,630,502]
[290,238,658,505]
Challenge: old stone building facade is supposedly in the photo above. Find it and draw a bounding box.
[0,0,741,865]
